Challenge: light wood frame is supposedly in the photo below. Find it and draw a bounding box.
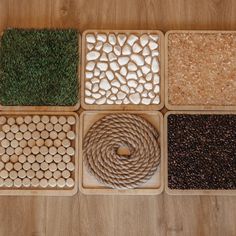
[165,30,236,111]
[81,30,165,111]
[164,110,236,195]
[0,111,79,196]
[0,31,81,112]
[79,110,164,195]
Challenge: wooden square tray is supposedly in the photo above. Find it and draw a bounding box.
[81,30,164,110]
[0,111,79,196]
[164,111,236,195]
[79,110,164,195]
[0,31,81,112]
[165,30,236,111]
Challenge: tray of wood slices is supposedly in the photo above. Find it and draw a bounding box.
[0,28,81,111]
[0,112,79,195]
[165,30,236,111]
[79,111,164,195]
[81,30,164,110]
[164,111,236,195]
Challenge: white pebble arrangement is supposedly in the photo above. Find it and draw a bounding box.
[84,31,161,105]
[0,115,76,189]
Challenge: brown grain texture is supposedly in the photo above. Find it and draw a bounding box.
[0,0,236,235]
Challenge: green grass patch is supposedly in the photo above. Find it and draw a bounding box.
[0,29,79,106]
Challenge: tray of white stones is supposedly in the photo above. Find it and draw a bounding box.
[0,112,79,196]
[81,30,164,110]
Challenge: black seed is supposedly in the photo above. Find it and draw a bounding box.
[167,114,236,190]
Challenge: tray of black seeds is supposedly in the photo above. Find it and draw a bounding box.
[164,111,236,195]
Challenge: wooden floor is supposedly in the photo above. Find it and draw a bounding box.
[0,0,236,235]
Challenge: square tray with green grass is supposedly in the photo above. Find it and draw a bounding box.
[0,29,80,111]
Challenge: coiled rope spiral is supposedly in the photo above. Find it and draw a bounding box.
[83,114,161,189]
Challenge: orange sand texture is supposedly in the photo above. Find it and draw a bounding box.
[167,32,236,106]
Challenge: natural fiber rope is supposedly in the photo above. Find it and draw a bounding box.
[83,114,161,189]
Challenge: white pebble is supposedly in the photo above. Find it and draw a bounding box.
[100,53,108,61]
[139,77,146,83]
[153,95,160,104]
[106,71,114,81]
[142,46,150,56]
[85,97,95,104]
[95,41,103,50]
[127,35,138,46]
[108,34,116,45]
[94,68,100,76]
[85,90,91,96]
[127,80,138,88]
[92,93,102,99]
[115,73,126,84]
[144,83,153,91]
[114,46,121,56]
[85,72,93,79]
[99,90,106,95]
[107,99,114,104]
[115,100,123,104]
[87,43,94,50]
[111,79,120,87]
[108,52,117,62]
[122,45,131,55]
[110,95,117,101]
[150,34,159,41]
[86,34,96,43]
[106,91,111,97]
[97,34,107,42]
[131,54,144,66]
[99,72,106,79]
[127,72,138,80]
[145,56,152,64]
[149,41,158,50]
[123,98,130,104]
[96,97,106,104]
[141,65,150,74]
[111,87,118,94]
[140,34,149,47]
[142,90,148,97]
[85,81,92,90]
[110,62,120,71]
[97,62,108,71]
[117,91,126,100]
[153,74,160,84]
[133,43,142,53]
[137,70,143,77]
[91,78,100,83]
[148,91,155,99]
[129,93,141,104]
[146,73,152,81]
[152,50,159,57]
[118,57,129,66]
[100,79,111,91]
[154,85,160,93]
[136,84,144,93]
[121,85,129,93]
[142,98,151,105]
[120,67,127,76]
[128,62,137,71]
[117,34,127,46]
[103,43,112,53]
[92,84,99,93]
[86,62,95,71]
[151,58,159,73]
[87,51,100,61]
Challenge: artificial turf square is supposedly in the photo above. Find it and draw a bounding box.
[0,29,79,106]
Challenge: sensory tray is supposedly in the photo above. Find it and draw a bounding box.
[81,30,164,110]
[165,30,236,110]
[165,111,236,195]
[0,112,79,195]
[0,29,80,111]
[79,111,164,195]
